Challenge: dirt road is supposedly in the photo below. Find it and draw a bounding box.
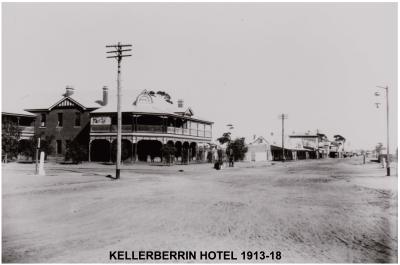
[2,158,397,262]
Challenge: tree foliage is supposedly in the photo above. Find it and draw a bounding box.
[18,138,35,159]
[39,135,55,158]
[17,134,55,160]
[228,137,248,161]
[375,142,384,154]
[161,144,176,165]
[334,135,346,142]
[65,140,88,164]
[148,90,173,104]
[156,91,173,104]
[2,121,21,161]
[217,132,231,145]
[111,141,131,162]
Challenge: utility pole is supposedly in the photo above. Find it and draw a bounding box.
[278,114,288,161]
[106,42,132,179]
[376,85,390,176]
[316,129,320,159]
[35,137,40,175]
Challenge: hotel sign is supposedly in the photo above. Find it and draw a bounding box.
[91,116,111,125]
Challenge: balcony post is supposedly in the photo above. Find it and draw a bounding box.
[88,140,91,162]
[135,137,138,162]
[133,115,137,132]
[131,137,134,164]
[162,116,166,133]
[109,139,112,163]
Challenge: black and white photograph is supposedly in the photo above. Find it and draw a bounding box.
[1,2,398,263]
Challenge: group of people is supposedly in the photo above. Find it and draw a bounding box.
[213,147,235,170]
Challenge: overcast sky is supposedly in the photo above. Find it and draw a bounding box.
[2,3,397,151]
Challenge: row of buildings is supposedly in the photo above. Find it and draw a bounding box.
[3,85,347,164]
[3,86,213,163]
[244,132,346,162]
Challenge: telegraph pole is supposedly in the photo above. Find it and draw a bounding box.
[106,42,132,179]
[376,85,390,176]
[35,137,40,175]
[278,114,288,161]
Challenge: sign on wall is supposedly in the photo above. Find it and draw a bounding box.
[91,116,111,125]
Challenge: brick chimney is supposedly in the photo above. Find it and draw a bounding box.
[64,86,74,97]
[102,86,108,106]
[177,99,184,108]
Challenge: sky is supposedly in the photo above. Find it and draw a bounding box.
[2,2,397,151]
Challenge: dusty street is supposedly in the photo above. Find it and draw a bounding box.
[2,158,398,263]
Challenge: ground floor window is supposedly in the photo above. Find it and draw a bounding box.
[56,140,62,154]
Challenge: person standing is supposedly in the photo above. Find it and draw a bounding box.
[229,147,234,167]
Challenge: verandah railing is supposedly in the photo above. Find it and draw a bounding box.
[91,124,211,138]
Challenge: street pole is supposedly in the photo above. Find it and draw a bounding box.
[278,114,288,161]
[376,85,390,176]
[35,137,40,175]
[385,86,390,176]
[106,42,132,179]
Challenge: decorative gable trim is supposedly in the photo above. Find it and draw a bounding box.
[184,107,194,116]
[251,136,270,145]
[48,97,86,111]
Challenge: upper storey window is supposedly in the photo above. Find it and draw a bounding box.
[40,114,46,127]
[75,112,81,127]
[57,113,63,127]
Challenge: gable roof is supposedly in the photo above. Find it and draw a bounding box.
[24,89,102,112]
[47,97,87,111]
[249,136,270,146]
[92,89,212,124]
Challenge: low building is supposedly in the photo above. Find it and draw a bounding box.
[89,90,213,163]
[245,136,272,162]
[2,110,36,140]
[2,110,36,160]
[289,133,319,159]
[267,134,316,161]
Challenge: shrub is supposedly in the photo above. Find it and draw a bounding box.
[65,140,88,164]
[111,141,131,162]
[228,137,248,161]
[161,144,176,165]
[2,121,21,161]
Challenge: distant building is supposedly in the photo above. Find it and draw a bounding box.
[2,111,36,140]
[329,135,346,158]
[89,90,213,162]
[245,136,272,162]
[267,133,318,161]
[2,110,36,160]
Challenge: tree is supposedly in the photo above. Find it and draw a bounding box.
[334,135,346,142]
[217,132,231,145]
[161,144,176,165]
[2,120,21,162]
[65,140,88,164]
[228,137,248,161]
[156,91,173,104]
[111,141,131,162]
[375,142,384,155]
[148,90,173,104]
[18,138,35,159]
[37,134,55,159]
